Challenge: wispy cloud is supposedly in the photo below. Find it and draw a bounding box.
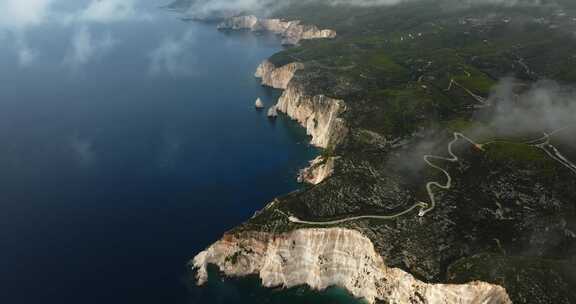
[71,0,153,24]
[69,134,97,167]
[0,0,153,68]
[0,0,53,65]
[483,78,576,138]
[63,26,118,72]
[157,132,187,169]
[178,0,547,18]
[0,0,54,29]
[148,29,197,76]
[16,41,39,67]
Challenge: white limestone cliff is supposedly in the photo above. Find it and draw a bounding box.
[255,60,304,89]
[217,15,336,45]
[255,60,348,149]
[297,156,337,185]
[192,228,512,304]
[277,85,348,148]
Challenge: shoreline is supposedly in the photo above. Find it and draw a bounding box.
[189,15,512,304]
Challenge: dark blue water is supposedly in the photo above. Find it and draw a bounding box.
[0,2,364,303]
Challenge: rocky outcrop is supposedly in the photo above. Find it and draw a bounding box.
[192,228,512,304]
[255,60,304,89]
[255,98,264,109]
[267,105,278,118]
[255,60,348,149]
[276,85,347,148]
[297,156,337,185]
[217,15,337,45]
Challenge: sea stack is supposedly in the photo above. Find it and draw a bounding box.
[255,98,264,109]
[267,105,278,118]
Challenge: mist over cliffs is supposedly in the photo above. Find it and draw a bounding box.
[167,0,562,19]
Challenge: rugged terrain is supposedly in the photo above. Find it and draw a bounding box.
[171,0,576,303]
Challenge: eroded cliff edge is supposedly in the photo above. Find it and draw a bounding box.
[193,228,511,304]
[255,59,348,149]
[217,15,337,45]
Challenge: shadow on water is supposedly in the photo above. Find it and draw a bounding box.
[184,265,367,304]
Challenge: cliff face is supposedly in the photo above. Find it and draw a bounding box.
[218,15,336,45]
[255,60,348,149]
[297,156,337,185]
[277,84,347,148]
[192,228,512,304]
[255,60,304,90]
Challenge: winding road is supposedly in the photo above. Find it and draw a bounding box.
[531,129,576,174]
[417,132,482,216]
[282,202,426,226]
[282,127,575,226]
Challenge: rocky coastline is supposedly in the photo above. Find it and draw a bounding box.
[255,59,348,149]
[297,156,337,185]
[190,16,513,304]
[217,15,336,45]
[192,228,512,304]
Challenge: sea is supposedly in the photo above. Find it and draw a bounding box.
[0,1,362,303]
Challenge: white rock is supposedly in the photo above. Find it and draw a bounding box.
[218,15,336,46]
[255,60,348,149]
[192,228,512,304]
[277,88,347,148]
[255,60,304,89]
[254,98,264,109]
[297,156,337,184]
[267,106,278,118]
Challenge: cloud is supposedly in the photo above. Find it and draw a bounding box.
[483,78,576,138]
[320,0,543,6]
[0,0,153,69]
[175,0,551,19]
[148,29,197,76]
[0,0,53,29]
[387,78,576,177]
[69,134,97,167]
[63,26,118,71]
[16,41,39,67]
[73,0,153,24]
[0,0,53,64]
[184,0,273,19]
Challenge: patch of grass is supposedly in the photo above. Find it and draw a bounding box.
[365,51,410,79]
[484,142,558,176]
[452,67,496,95]
[442,118,484,134]
[366,85,435,136]
[486,142,545,162]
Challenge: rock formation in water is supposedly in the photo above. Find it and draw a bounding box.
[192,228,512,304]
[267,105,278,118]
[218,15,337,45]
[255,98,264,109]
[255,60,348,149]
[297,156,337,185]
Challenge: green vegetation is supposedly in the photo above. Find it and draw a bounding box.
[486,143,547,162]
[485,142,558,176]
[448,253,576,304]
[178,0,576,301]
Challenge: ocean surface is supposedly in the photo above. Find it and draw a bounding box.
[0,1,362,304]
